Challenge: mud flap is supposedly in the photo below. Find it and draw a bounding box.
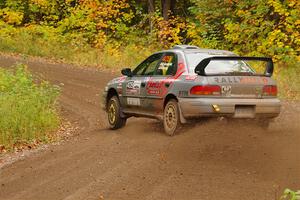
[178,103,187,124]
[120,108,126,118]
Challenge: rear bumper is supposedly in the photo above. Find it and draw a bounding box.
[178,97,281,118]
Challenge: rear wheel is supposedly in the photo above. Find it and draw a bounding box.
[107,96,126,129]
[163,99,181,136]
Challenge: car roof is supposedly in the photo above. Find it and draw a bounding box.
[157,45,236,56]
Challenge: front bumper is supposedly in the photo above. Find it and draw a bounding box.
[179,97,281,119]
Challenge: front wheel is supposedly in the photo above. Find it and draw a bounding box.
[107,96,126,129]
[163,99,181,136]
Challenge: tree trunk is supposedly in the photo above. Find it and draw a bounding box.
[148,0,155,32]
[161,0,171,20]
[148,0,155,13]
[170,0,176,16]
[22,0,30,24]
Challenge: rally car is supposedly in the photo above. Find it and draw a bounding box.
[103,45,281,135]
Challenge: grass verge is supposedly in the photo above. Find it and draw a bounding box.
[275,64,300,100]
[0,24,157,69]
[0,64,60,151]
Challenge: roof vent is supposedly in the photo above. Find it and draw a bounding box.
[172,45,200,50]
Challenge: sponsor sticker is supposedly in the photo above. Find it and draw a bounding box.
[221,85,232,96]
[146,80,162,95]
[126,80,141,95]
[214,77,268,84]
[185,75,197,81]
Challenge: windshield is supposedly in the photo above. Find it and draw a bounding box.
[186,53,255,75]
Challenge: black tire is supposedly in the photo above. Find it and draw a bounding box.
[163,99,181,136]
[107,96,126,130]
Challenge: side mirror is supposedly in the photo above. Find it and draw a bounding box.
[121,68,133,77]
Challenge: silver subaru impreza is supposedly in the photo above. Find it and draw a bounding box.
[103,45,281,135]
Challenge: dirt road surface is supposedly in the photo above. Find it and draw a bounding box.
[0,55,299,200]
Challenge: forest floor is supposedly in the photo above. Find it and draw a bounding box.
[0,54,299,200]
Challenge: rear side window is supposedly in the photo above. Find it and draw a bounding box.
[155,53,177,76]
[186,53,254,75]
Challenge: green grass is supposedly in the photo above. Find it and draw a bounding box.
[0,65,60,150]
[274,64,300,100]
[280,188,300,200]
[0,23,157,69]
[0,24,103,66]
[0,30,155,69]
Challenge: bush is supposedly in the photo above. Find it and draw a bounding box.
[0,64,60,150]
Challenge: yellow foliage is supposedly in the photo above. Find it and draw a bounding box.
[95,31,107,49]
[0,8,23,25]
[153,15,186,48]
[30,0,48,7]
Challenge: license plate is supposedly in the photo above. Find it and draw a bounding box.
[234,105,255,118]
[127,97,140,106]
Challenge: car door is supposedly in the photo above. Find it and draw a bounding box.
[143,52,178,113]
[122,53,163,112]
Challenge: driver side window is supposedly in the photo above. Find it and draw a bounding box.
[133,53,163,76]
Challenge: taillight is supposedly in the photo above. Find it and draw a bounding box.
[263,85,277,96]
[190,85,221,95]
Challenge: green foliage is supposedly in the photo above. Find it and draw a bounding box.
[1,0,298,63]
[280,189,300,200]
[189,0,299,63]
[188,0,234,48]
[224,0,299,62]
[0,64,60,150]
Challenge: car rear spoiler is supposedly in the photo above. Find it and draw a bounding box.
[194,56,274,77]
